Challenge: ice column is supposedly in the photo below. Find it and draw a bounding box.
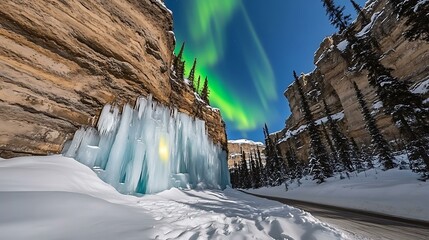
[64,95,230,194]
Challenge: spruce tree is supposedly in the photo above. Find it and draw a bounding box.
[323,100,353,172]
[309,153,325,183]
[173,42,185,79]
[321,123,339,168]
[196,76,201,94]
[322,0,429,174]
[390,0,429,41]
[240,151,251,189]
[201,77,210,104]
[294,71,332,180]
[353,81,395,170]
[349,137,364,171]
[257,147,267,186]
[321,0,351,33]
[188,58,197,91]
[350,0,369,24]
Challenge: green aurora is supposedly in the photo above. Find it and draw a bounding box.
[175,0,278,132]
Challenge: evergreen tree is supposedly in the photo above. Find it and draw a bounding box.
[173,42,185,79]
[196,76,201,94]
[323,100,354,172]
[201,77,210,104]
[353,82,395,170]
[309,153,325,183]
[350,0,369,24]
[321,0,351,33]
[240,151,251,189]
[294,71,332,180]
[256,147,267,186]
[188,58,197,91]
[321,123,339,168]
[390,0,429,41]
[322,0,429,174]
[263,124,283,186]
[349,137,364,171]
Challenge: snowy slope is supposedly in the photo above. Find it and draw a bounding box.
[0,155,351,240]
[246,168,429,222]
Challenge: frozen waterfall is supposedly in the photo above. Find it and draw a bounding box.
[64,95,230,194]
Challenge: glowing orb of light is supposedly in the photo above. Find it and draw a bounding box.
[159,136,169,163]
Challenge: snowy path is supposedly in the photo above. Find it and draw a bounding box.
[244,192,429,240]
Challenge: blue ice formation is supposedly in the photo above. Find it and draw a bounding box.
[64,95,230,194]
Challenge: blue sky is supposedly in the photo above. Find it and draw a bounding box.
[165,0,367,142]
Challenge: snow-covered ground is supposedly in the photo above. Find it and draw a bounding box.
[246,168,429,222]
[0,155,351,240]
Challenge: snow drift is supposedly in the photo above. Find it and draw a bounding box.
[64,95,230,194]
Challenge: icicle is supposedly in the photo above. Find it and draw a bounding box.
[63,95,230,194]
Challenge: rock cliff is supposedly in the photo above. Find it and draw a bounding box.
[272,0,429,161]
[227,139,266,168]
[0,0,227,158]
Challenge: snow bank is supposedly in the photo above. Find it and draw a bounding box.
[246,168,429,222]
[0,155,351,240]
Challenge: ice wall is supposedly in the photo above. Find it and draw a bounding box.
[64,96,230,194]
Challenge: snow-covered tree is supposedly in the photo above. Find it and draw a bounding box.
[294,71,332,180]
[353,81,395,170]
[309,153,326,183]
[390,0,429,41]
[323,100,353,172]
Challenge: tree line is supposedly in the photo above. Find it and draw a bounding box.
[172,42,210,104]
[230,0,429,188]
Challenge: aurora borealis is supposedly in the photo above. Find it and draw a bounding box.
[165,0,366,141]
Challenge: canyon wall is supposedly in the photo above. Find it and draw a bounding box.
[0,0,226,158]
[227,140,266,168]
[272,0,429,161]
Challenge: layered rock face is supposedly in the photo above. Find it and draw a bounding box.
[227,140,266,168]
[0,0,226,158]
[272,0,429,161]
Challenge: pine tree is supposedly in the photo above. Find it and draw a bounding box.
[188,58,197,91]
[173,42,185,79]
[309,153,325,183]
[240,151,251,189]
[350,0,369,24]
[349,137,364,171]
[390,0,429,41]
[321,0,351,33]
[321,123,339,168]
[263,124,283,186]
[322,0,429,174]
[201,77,210,104]
[196,76,201,94]
[256,147,267,186]
[323,100,353,172]
[353,81,395,170]
[294,71,332,180]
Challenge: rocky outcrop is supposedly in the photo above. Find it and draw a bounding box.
[0,0,226,158]
[227,139,266,168]
[272,0,429,161]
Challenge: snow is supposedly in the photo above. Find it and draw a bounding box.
[278,112,345,143]
[411,78,429,94]
[0,155,351,240]
[246,166,429,222]
[356,11,383,38]
[228,139,264,146]
[336,40,349,52]
[64,95,229,194]
[414,0,428,12]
